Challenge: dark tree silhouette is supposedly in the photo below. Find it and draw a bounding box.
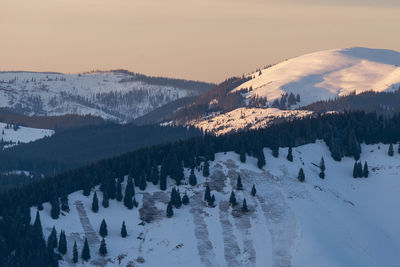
[81,238,90,261]
[298,168,305,182]
[121,221,127,238]
[251,184,256,196]
[92,192,99,213]
[99,219,108,238]
[99,238,107,256]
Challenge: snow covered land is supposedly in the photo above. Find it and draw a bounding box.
[233,47,400,107]
[0,122,54,149]
[32,140,400,266]
[192,108,313,135]
[0,71,212,122]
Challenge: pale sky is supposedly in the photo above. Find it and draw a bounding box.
[1,0,399,83]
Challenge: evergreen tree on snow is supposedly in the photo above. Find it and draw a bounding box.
[182,193,189,205]
[72,241,78,263]
[139,175,147,191]
[236,175,243,190]
[204,184,211,202]
[121,221,127,238]
[166,202,174,218]
[123,185,133,210]
[203,160,210,177]
[92,192,99,213]
[50,198,60,220]
[81,238,90,261]
[319,157,325,179]
[363,161,369,178]
[287,147,293,162]
[388,143,394,156]
[298,168,305,182]
[160,173,167,191]
[99,219,108,238]
[60,194,69,212]
[242,198,248,212]
[257,150,266,169]
[189,168,197,186]
[353,161,358,178]
[58,230,67,255]
[251,184,257,196]
[102,191,109,208]
[357,162,363,177]
[133,197,139,207]
[208,194,215,207]
[229,191,237,206]
[116,182,123,201]
[47,226,58,249]
[33,211,44,240]
[99,238,107,256]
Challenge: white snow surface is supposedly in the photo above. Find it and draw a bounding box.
[0,71,203,121]
[0,122,53,148]
[234,47,400,107]
[32,141,400,266]
[191,107,313,135]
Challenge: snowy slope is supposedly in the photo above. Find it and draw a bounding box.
[233,47,400,107]
[0,71,212,122]
[191,108,312,135]
[0,122,54,149]
[32,141,400,266]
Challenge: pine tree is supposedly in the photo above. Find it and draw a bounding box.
[251,184,256,196]
[203,160,210,177]
[33,210,44,239]
[50,198,60,220]
[81,238,91,261]
[60,194,69,212]
[388,143,394,156]
[160,174,167,191]
[133,197,139,207]
[319,170,325,179]
[240,149,246,163]
[236,175,243,190]
[121,221,127,238]
[208,194,215,207]
[139,175,147,191]
[72,241,78,263]
[48,226,58,249]
[109,179,116,200]
[83,181,91,197]
[92,192,99,213]
[272,146,279,158]
[116,182,123,201]
[257,150,266,169]
[242,198,248,212]
[204,184,211,202]
[126,177,135,196]
[37,201,44,211]
[99,219,108,238]
[123,184,133,209]
[287,147,293,162]
[102,191,109,208]
[363,161,369,178]
[175,190,182,208]
[229,191,237,206]
[353,161,358,178]
[182,193,189,205]
[58,230,67,255]
[357,162,363,177]
[151,165,160,185]
[99,238,107,256]
[298,168,305,182]
[320,157,326,172]
[189,168,197,186]
[166,202,174,218]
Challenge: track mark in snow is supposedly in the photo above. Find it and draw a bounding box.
[189,192,218,267]
[218,201,242,267]
[74,200,100,246]
[139,192,169,223]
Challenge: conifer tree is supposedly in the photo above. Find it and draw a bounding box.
[203,160,210,177]
[363,161,369,178]
[109,179,116,200]
[92,192,99,213]
[208,194,215,207]
[83,181,91,197]
[60,194,69,212]
[99,238,107,256]
[50,198,60,219]
[242,198,248,212]
[72,241,78,263]
[229,191,237,206]
[58,230,67,255]
[151,165,160,185]
[33,210,44,239]
[47,226,58,249]
[182,193,189,205]
[37,201,44,211]
[357,162,363,177]
[388,143,394,156]
[240,149,246,163]
[116,182,123,201]
[251,184,256,196]
[298,168,305,182]
[133,197,139,207]
[287,147,293,162]
[175,190,182,208]
[189,168,197,186]
[257,150,266,169]
[126,177,135,196]
[139,175,147,191]
[102,191,109,208]
[272,146,279,158]
[160,174,167,191]
[99,219,108,238]
[166,202,174,218]
[123,185,133,209]
[236,175,243,190]
[353,161,358,178]
[81,238,90,261]
[121,221,127,238]
[204,184,211,202]
[320,157,326,172]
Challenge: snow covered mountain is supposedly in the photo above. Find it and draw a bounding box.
[181,47,400,135]
[0,70,215,122]
[32,140,400,266]
[0,122,53,149]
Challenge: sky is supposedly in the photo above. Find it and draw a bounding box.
[1,0,399,83]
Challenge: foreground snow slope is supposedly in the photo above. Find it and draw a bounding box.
[234,47,400,107]
[32,141,400,266]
